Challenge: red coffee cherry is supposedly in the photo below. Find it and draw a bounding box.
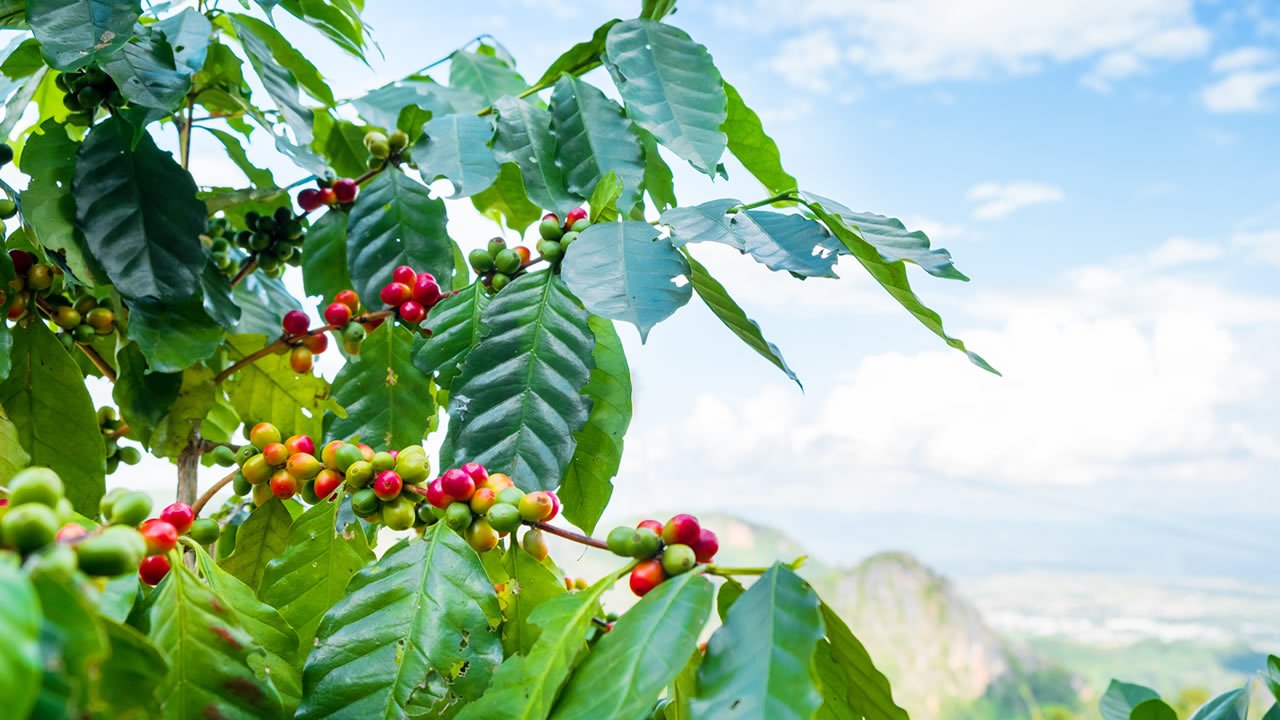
[325,302,352,326]
[335,290,360,313]
[662,514,701,546]
[317,187,338,206]
[426,477,448,508]
[441,468,475,502]
[298,188,323,211]
[392,265,417,285]
[159,502,194,535]
[373,471,403,501]
[565,208,587,227]
[283,434,316,456]
[140,519,179,556]
[332,178,358,203]
[282,310,310,336]
[413,273,441,307]
[460,462,487,484]
[630,559,666,597]
[380,282,412,307]
[270,470,298,499]
[637,519,663,535]
[691,528,719,563]
[139,554,171,586]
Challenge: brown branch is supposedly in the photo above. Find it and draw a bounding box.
[212,309,394,384]
[179,97,194,169]
[192,469,237,517]
[33,297,117,382]
[229,256,258,287]
[528,520,610,550]
[108,423,130,441]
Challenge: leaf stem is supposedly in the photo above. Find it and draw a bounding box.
[727,190,799,214]
[703,565,770,577]
[528,520,610,550]
[192,469,237,517]
[212,309,394,384]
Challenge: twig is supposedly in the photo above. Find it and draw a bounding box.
[703,565,769,577]
[528,520,609,550]
[229,256,258,287]
[212,309,394,384]
[192,469,237,517]
[108,424,130,441]
[33,297,117,382]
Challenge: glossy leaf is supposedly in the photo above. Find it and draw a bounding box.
[326,322,434,449]
[414,113,499,198]
[154,7,211,76]
[559,315,631,534]
[551,571,713,719]
[587,169,622,224]
[471,162,543,234]
[1131,699,1178,720]
[232,272,303,338]
[640,128,677,212]
[0,560,41,720]
[604,19,726,175]
[499,542,567,656]
[301,210,352,302]
[276,0,367,60]
[683,249,800,387]
[803,192,968,281]
[150,556,285,719]
[218,498,299,592]
[353,80,484,131]
[550,74,645,209]
[259,490,374,649]
[233,15,312,143]
[716,576,745,622]
[560,220,691,341]
[20,119,103,285]
[534,19,619,88]
[817,602,908,720]
[126,294,225,373]
[413,280,490,392]
[492,95,581,216]
[73,117,206,302]
[229,13,332,105]
[722,81,796,195]
[1188,688,1250,720]
[296,526,502,719]
[736,210,838,278]
[444,271,595,492]
[103,28,190,111]
[660,198,743,250]
[204,127,276,187]
[111,343,180,449]
[224,334,341,440]
[450,50,525,103]
[691,564,823,720]
[99,619,168,720]
[27,0,138,70]
[346,168,454,302]
[0,320,104,514]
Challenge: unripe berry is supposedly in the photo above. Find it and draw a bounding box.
[425,478,448,508]
[691,528,719,562]
[2,504,58,553]
[325,302,352,326]
[9,467,64,508]
[108,491,152,527]
[285,434,316,457]
[380,282,412,306]
[287,452,322,480]
[303,333,328,354]
[282,309,310,335]
[485,472,515,491]
[395,451,429,485]
[334,443,365,471]
[487,238,507,256]
[350,488,380,516]
[538,218,564,241]
[444,501,473,530]
[52,306,80,330]
[607,526,636,557]
[314,469,343,499]
[252,482,274,506]
[85,307,114,334]
[565,207,588,227]
[466,517,499,553]
[412,273,441,307]
[662,543,697,576]
[441,468,475,501]
[496,486,525,506]
[662,514,701,546]
[398,300,426,324]
[159,502,194,535]
[536,240,563,262]
[513,246,532,264]
[517,491,554,522]
[139,554,171,586]
[522,527,549,560]
[493,248,521,274]
[345,460,373,489]
[249,422,282,450]
[382,497,417,531]
[373,470,403,501]
[333,178,358,203]
[261,442,289,467]
[541,212,559,224]
[490,272,511,291]
[370,451,396,472]
[210,445,237,467]
[189,518,220,545]
[140,519,179,555]
[630,559,666,597]
[630,527,663,559]
[570,218,590,233]
[469,487,496,514]
[388,130,409,150]
[486,502,522,534]
[468,249,494,272]
[342,322,367,343]
[335,289,360,313]
[298,188,323,211]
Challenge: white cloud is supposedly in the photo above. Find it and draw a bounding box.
[765,29,845,93]
[1146,237,1222,268]
[967,181,1064,220]
[1232,229,1280,266]
[1202,47,1280,112]
[1211,47,1274,72]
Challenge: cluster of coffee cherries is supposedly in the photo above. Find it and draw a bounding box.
[322,289,370,355]
[5,250,58,317]
[535,208,589,263]
[362,129,410,170]
[606,514,719,596]
[96,407,141,474]
[467,208,590,293]
[56,66,125,126]
[203,216,246,278]
[421,463,560,557]
[378,264,443,324]
[279,309,330,373]
[215,422,328,507]
[297,176,359,212]
[228,208,307,279]
[109,497,218,586]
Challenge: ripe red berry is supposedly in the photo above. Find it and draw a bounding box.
[392,265,417,285]
[335,290,360,313]
[637,519,663,535]
[380,282,412,306]
[302,333,328,354]
[373,471,403,501]
[9,249,33,274]
[541,212,559,224]
[318,187,338,206]
[426,477,448,508]
[461,462,487,483]
[441,468,475,502]
[270,470,298,499]
[314,469,343,499]
[565,208,587,227]
[262,442,289,467]
[545,491,561,521]
[413,273,441,307]
[691,529,719,563]
[630,559,666,597]
[297,188,323,211]
[398,301,426,324]
[325,302,352,326]
[282,310,310,335]
[159,502,195,535]
[56,523,87,542]
[140,519,179,555]
[284,434,316,457]
[662,514,701,546]
[333,178,358,203]
[139,555,171,586]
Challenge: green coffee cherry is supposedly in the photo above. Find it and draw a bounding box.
[0,198,16,220]
[118,446,141,465]
[629,527,662,559]
[490,273,511,291]
[2,503,58,553]
[99,487,126,521]
[334,443,365,472]
[210,445,238,467]
[468,249,494,272]
[371,452,396,473]
[607,526,636,557]
[444,501,473,531]
[232,471,251,496]
[108,491,152,526]
[342,322,367,343]
[496,486,525,506]
[538,218,564,242]
[560,231,579,249]
[345,460,373,489]
[536,240,563,263]
[486,502,522,534]
[351,488,380,516]
[487,238,507,256]
[382,497,416,531]
[189,518,220,545]
[76,526,146,576]
[388,130,409,150]
[570,219,590,233]
[493,248,521,274]
[661,544,696,575]
[8,467,64,508]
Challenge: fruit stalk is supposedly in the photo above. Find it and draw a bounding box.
[191,469,237,518]
[702,565,769,577]
[528,520,610,550]
[34,296,117,382]
[212,309,394,384]
[229,256,259,287]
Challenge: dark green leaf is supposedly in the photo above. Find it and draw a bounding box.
[103,28,190,111]
[0,405,30,483]
[604,19,726,175]
[203,127,276,187]
[641,0,677,21]
[471,162,543,234]
[148,366,215,460]
[722,81,796,195]
[20,120,104,285]
[200,262,241,330]
[232,272,301,337]
[352,80,483,131]
[551,74,645,209]
[413,113,499,198]
[691,564,823,720]
[0,4,28,31]
[413,280,490,392]
[663,199,836,277]
[229,13,332,105]
[326,322,434,449]
[499,542,567,656]
[125,294,225,372]
[346,168,454,302]
[224,334,342,440]
[154,7,211,76]
[1130,699,1178,720]
[683,249,800,387]
[218,498,299,591]
[0,320,104,514]
[817,602,908,720]
[232,15,312,143]
[559,315,630,534]
[112,343,181,449]
[302,210,351,302]
[311,113,374,179]
[1100,680,1161,720]
[561,220,691,341]
[27,0,138,70]
[1188,688,1250,720]
[74,116,205,302]
[1266,655,1280,703]
[450,50,525,103]
[444,272,594,492]
[296,526,502,719]
[716,577,745,622]
[534,19,619,88]
[551,571,713,719]
[29,566,109,718]
[99,619,167,720]
[492,95,581,216]
[0,560,41,720]
[203,186,287,214]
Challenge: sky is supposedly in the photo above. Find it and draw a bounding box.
[58,0,1280,585]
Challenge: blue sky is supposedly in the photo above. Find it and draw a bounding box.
[87,0,1280,583]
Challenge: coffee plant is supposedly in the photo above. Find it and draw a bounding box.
[0,0,999,717]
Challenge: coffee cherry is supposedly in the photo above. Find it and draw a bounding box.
[282,309,310,335]
[637,519,663,534]
[318,187,338,206]
[565,207,588,227]
[517,491,555,522]
[416,503,437,525]
[9,249,32,274]
[231,471,252,496]
[261,442,289,467]
[395,451,429,485]
[496,486,525,506]
[290,346,314,373]
[56,523,87,543]
[370,451,395,472]
[333,178,358,203]
[469,487,496,514]
[85,306,114,333]
[325,302,352,326]
[71,324,95,343]
[285,434,316,457]
[26,264,53,291]
[388,130,410,150]
[76,526,145,576]
[545,491,560,521]
[335,289,361,313]
[412,273,441,307]
[0,143,12,166]
[303,333,328,354]
[691,528,719,563]
[2,503,58,553]
[249,422,282,450]
[189,518,220,545]
[444,501,473,531]
[607,526,636,557]
[513,246,532,265]
[298,188,323,211]
[251,482,274,506]
[398,300,426,324]
[9,467,63,508]
[109,491,153,526]
[159,502,194,535]
[570,219,590,233]
[662,514,701,546]
[662,543,697,575]
[485,473,515,491]
[287,453,322,480]
[490,272,511,291]
[345,460,373,489]
[241,454,273,485]
[365,131,390,159]
[342,322,367,343]
[522,527,549,560]
[441,468,475,502]
[630,527,663,559]
[140,519,179,555]
[138,554,171,586]
[486,502,522,534]
[425,478,448,508]
[351,488,380,516]
[52,306,80,330]
[541,212,559,224]
[269,470,298,498]
[487,238,507,256]
[536,240,563,262]
[210,445,237,467]
[468,249,494,272]
[493,248,521,274]
[373,470,403,501]
[538,218,564,242]
[380,282,412,306]
[382,496,417,531]
[331,444,363,473]
[392,265,417,285]
[630,559,666,597]
[465,517,499,553]
[314,469,343,500]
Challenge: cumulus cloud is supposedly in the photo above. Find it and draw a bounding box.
[1202,47,1280,112]
[1232,229,1280,266]
[1145,237,1222,268]
[967,181,1064,220]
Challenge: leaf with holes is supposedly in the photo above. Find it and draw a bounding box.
[492,95,581,217]
[27,0,138,70]
[802,192,967,280]
[224,334,342,440]
[326,322,434,448]
[604,19,726,175]
[444,271,594,492]
[103,27,190,111]
[550,74,644,209]
[217,498,300,592]
[722,81,796,195]
[346,168,454,302]
[295,526,502,719]
[561,221,691,341]
[450,50,525,104]
[412,280,490,392]
[413,113,499,198]
[498,542,566,657]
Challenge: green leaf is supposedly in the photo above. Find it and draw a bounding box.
[232,15,312,143]
[301,210,352,302]
[346,168,454,302]
[259,490,373,649]
[641,0,677,21]
[1266,655,1280,703]
[1188,688,1250,720]
[444,272,594,492]
[0,405,30,483]
[276,0,367,61]
[0,320,104,514]
[309,113,371,178]
[203,127,276,187]
[0,560,41,720]
[27,0,138,70]
[492,95,581,216]
[74,116,206,302]
[154,7,211,76]
[639,128,676,212]
[218,498,299,591]
[499,542,567,656]
[817,602,908,720]
[232,272,302,338]
[691,564,823,720]
[191,542,302,713]
[471,162,543,234]
[551,571,713,719]
[455,564,631,720]
[683,249,800,388]
[450,50,525,104]
[800,193,998,374]
[149,366,216,460]
[111,343,180,449]
[561,220,691,341]
[353,79,484,131]
[296,526,503,719]
[150,556,285,719]
[125,294,226,373]
[413,280,490,392]
[716,576,745,622]
[1130,699,1178,720]
[1100,681,1161,720]
[587,169,622,224]
[559,315,630,534]
[29,566,110,718]
[325,321,434,449]
[660,198,742,249]
[722,81,796,195]
[99,618,168,720]
[103,28,191,112]
[413,113,499,198]
[228,13,332,105]
[604,19,726,175]
[0,2,28,30]
[224,334,342,440]
[20,119,104,285]
[662,199,837,278]
[534,19,619,88]
[804,192,968,281]
[551,74,645,209]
